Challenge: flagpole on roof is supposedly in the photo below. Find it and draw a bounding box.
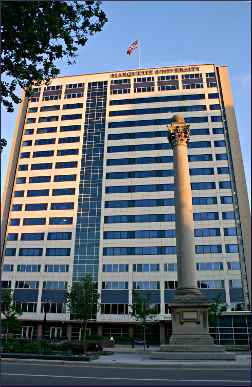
[138,40,141,69]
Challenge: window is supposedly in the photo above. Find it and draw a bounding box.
[38,116,58,122]
[229,279,242,288]
[61,114,82,120]
[101,304,128,315]
[195,245,222,254]
[64,92,84,99]
[212,127,224,134]
[52,188,75,196]
[19,248,43,256]
[164,281,178,289]
[57,149,79,156]
[191,182,216,190]
[29,176,51,183]
[4,248,16,256]
[40,105,60,112]
[47,232,72,240]
[109,105,207,117]
[15,281,39,289]
[219,181,232,189]
[102,264,128,272]
[208,93,219,99]
[50,202,74,210]
[227,262,240,270]
[55,161,78,169]
[25,203,48,211]
[107,143,170,153]
[110,94,205,106]
[222,211,235,220]
[216,153,228,160]
[1,281,12,288]
[211,116,222,122]
[16,177,26,184]
[63,103,83,109]
[190,168,214,176]
[104,213,176,224]
[44,85,62,91]
[102,281,128,290]
[33,150,54,158]
[103,246,176,255]
[133,281,159,290]
[225,244,239,253]
[58,136,80,144]
[35,138,56,145]
[197,280,224,289]
[107,155,173,166]
[24,128,34,135]
[27,189,49,196]
[190,128,209,135]
[164,263,177,272]
[20,152,30,158]
[37,127,57,134]
[21,233,44,240]
[189,141,211,148]
[18,164,28,171]
[46,248,71,256]
[106,169,174,179]
[14,190,24,197]
[60,125,81,132]
[26,118,36,124]
[105,198,174,208]
[23,218,46,225]
[49,217,73,225]
[133,264,159,272]
[65,83,84,88]
[12,204,22,211]
[214,140,226,147]
[196,262,223,271]
[188,154,212,162]
[53,175,76,182]
[220,196,233,204]
[224,227,237,236]
[193,212,219,221]
[192,197,217,205]
[31,163,52,170]
[9,218,20,226]
[17,264,41,272]
[217,167,230,174]
[194,228,220,237]
[22,140,32,146]
[28,107,38,113]
[108,117,208,129]
[41,303,66,313]
[210,104,221,110]
[7,233,18,241]
[44,265,69,272]
[43,281,67,289]
[3,264,14,272]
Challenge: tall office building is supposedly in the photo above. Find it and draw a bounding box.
[1,64,251,340]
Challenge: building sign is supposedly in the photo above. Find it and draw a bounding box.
[110,66,200,78]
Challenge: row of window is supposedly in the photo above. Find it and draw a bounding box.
[16,176,77,185]
[14,188,75,197]
[102,244,239,256]
[103,227,236,239]
[3,264,69,273]
[5,248,71,257]
[107,140,226,153]
[9,217,73,226]
[24,125,81,135]
[18,161,78,171]
[14,280,67,289]
[106,166,229,180]
[102,261,240,272]
[28,103,83,113]
[106,153,228,165]
[108,116,222,129]
[109,93,219,106]
[22,136,80,146]
[107,127,224,140]
[12,202,74,212]
[104,211,236,224]
[26,114,82,124]
[20,149,79,158]
[7,232,72,241]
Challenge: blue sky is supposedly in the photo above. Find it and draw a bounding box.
[1,1,251,199]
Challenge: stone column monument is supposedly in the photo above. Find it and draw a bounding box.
[152,115,234,360]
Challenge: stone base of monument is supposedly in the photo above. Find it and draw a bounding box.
[151,288,236,360]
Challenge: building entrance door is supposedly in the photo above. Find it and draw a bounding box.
[22,326,34,339]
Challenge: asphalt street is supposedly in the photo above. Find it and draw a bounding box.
[1,359,251,386]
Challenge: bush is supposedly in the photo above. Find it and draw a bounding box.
[2,339,53,354]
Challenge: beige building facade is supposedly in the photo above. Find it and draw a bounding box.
[1,64,250,340]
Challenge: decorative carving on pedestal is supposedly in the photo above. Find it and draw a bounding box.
[167,116,190,148]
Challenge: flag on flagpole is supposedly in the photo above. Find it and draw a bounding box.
[127,40,138,55]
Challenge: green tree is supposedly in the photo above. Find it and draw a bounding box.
[1,0,107,112]
[130,290,157,350]
[208,296,227,327]
[1,288,22,338]
[67,276,99,352]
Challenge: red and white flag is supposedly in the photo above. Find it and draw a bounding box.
[127,40,138,55]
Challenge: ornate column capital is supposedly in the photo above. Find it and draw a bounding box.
[167,123,190,148]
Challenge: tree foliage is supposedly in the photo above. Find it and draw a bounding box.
[1,288,22,336]
[67,276,99,350]
[208,296,227,327]
[1,1,107,112]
